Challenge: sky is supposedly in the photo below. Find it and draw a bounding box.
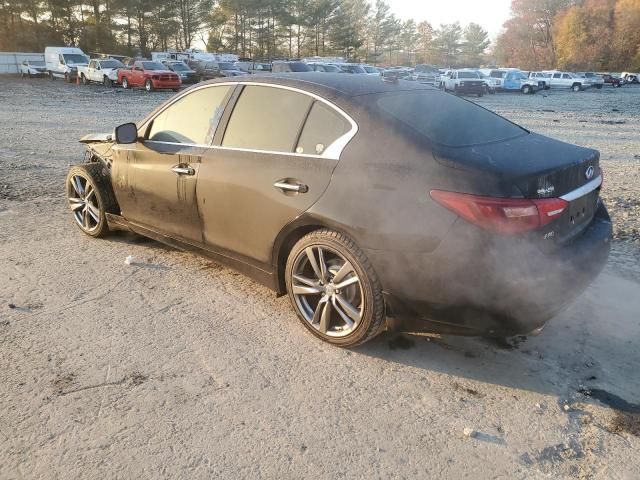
[386,0,513,40]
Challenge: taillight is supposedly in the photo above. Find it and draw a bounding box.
[430,190,568,235]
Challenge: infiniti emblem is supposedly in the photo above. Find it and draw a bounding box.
[585,166,595,180]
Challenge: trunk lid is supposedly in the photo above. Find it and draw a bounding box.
[433,133,602,243]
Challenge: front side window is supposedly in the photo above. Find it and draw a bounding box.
[223,86,313,152]
[296,102,351,156]
[563,74,571,79]
[553,73,561,79]
[148,86,231,145]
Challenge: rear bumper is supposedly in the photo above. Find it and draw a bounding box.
[370,201,612,336]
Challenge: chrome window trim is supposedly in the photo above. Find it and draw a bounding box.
[559,175,602,202]
[140,81,359,161]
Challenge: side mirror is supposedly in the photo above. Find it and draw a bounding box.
[115,123,138,144]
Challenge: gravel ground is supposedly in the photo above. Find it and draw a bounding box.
[1,76,639,479]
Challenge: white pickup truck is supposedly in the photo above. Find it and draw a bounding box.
[77,58,125,87]
[544,71,590,91]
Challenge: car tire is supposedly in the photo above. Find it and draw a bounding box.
[65,163,119,238]
[49,71,55,80]
[145,79,153,92]
[478,92,483,97]
[172,88,179,92]
[285,229,385,347]
[103,76,112,87]
[572,83,582,92]
[122,77,129,89]
[522,85,531,94]
[81,74,88,85]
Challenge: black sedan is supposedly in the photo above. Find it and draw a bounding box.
[66,74,611,347]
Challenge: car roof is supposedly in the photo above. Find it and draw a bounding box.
[199,72,435,98]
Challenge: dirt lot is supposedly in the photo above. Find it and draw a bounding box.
[1,77,639,479]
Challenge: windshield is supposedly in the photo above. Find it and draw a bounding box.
[287,62,312,72]
[64,54,88,65]
[363,66,379,73]
[322,64,341,72]
[142,62,167,70]
[491,71,506,78]
[100,60,123,69]
[170,63,190,71]
[458,72,479,79]
[377,92,527,147]
[29,61,45,66]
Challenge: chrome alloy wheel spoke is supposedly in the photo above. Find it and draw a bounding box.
[292,245,363,338]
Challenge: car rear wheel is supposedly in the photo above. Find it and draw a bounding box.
[49,71,55,80]
[572,83,582,92]
[145,79,153,92]
[522,85,531,94]
[65,164,118,238]
[122,77,129,89]
[285,230,385,347]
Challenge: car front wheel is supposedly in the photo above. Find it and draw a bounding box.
[122,77,128,89]
[145,79,153,92]
[65,164,118,238]
[285,230,385,347]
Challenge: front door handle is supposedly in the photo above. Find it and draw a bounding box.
[274,181,308,194]
[172,166,195,176]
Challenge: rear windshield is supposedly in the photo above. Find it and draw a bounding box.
[100,60,123,68]
[377,92,527,147]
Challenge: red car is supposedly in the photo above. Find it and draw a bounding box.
[118,60,181,92]
[601,74,623,88]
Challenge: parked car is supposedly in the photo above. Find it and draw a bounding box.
[362,65,382,76]
[621,72,639,84]
[194,62,247,82]
[19,59,47,78]
[338,63,367,74]
[164,61,199,84]
[499,70,542,94]
[443,70,485,96]
[117,60,181,92]
[44,46,89,82]
[475,71,498,94]
[601,73,624,87]
[235,61,273,74]
[67,73,611,346]
[412,64,440,86]
[272,61,313,73]
[544,71,589,91]
[524,71,551,89]
[577,72,604,89]
[307,62,343,73]
[77,58,124,86]
[194,61,247,80]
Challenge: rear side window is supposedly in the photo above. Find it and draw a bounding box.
[148,86,231,144]
[377,92,526,147]
[296,102,351,155]
[223,86,312,152]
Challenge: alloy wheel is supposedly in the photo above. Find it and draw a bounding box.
[67,174,101,233]
[291,245,363,338]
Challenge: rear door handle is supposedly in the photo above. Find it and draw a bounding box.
[172,166,195,176]
[274,181,308,194]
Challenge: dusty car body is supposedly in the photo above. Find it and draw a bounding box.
[67,74,611,346]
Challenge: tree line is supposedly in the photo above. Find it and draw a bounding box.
[0,0,490,67]
[495,0,640,71]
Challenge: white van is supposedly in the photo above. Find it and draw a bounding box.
[44,47,89,81]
